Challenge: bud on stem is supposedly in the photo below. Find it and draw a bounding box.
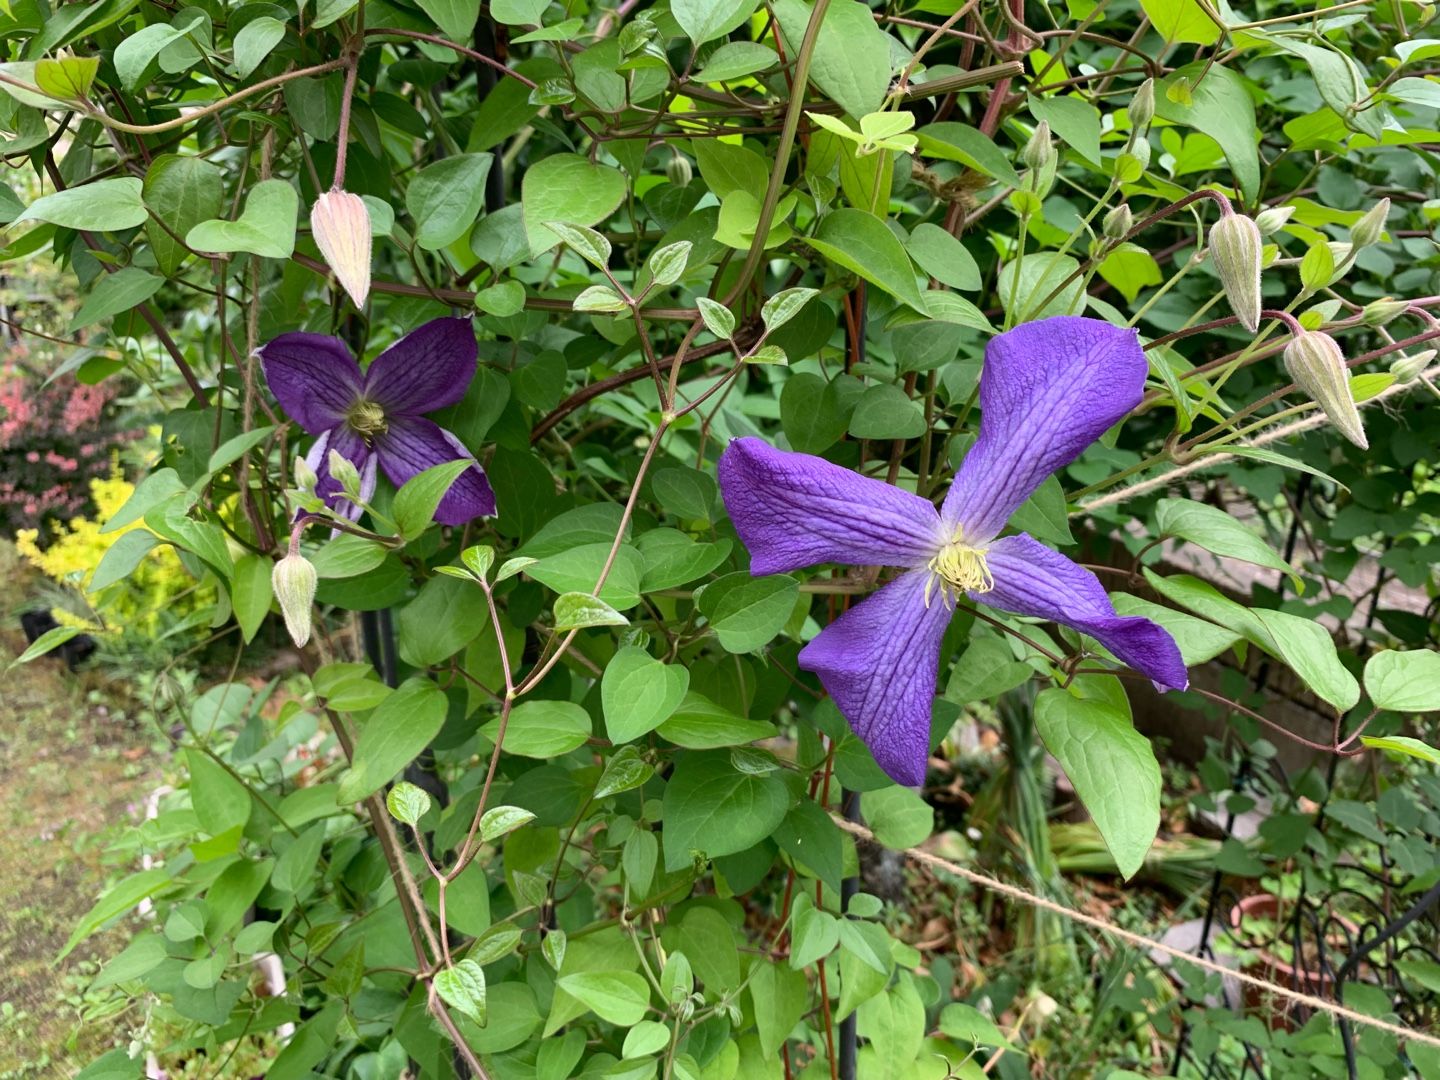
[273,551,319,647]
[1208,211,1264,332]
[1283,330,1368,449]
[311,189,372,309]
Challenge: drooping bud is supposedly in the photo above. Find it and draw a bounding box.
[311,189,372,309]
[666,152,692,188]
[272,552,319,647]
[1283,330,1368,448]
[1208,211,1264,332]
[1349,198,1390,250]
[1362,298,1409,327]
[1103,204,1133,240]
[1021,120,1054,172]
[328,449,361,497]
[1130,79,1155,130]
[1253,205,1295,236]
[1390,349,1436,383]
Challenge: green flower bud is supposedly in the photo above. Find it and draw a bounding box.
[1283,330,1368,449]
[1208,212,1264,332]
[1130,79,1155,130]
[1349,198,1390,250]
[272,552,318,647]
[1390,349,1435,383]
[1103,204,1133,240]
[328,450,361,497]
[294,455,318,493]
[1021,120,1054,172]
[1362,298,1409,327]
[1253,205,1295,236]
[666,152,692,188]
[1126,137,1151,170]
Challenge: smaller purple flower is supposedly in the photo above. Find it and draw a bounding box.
[259,316,496,526]
[718,315,1188,787]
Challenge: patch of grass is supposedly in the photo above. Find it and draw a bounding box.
[0,540,161,1078]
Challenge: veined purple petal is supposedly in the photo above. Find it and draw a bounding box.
[718,437,943,575]
[799,571,952,787]
[942,316,1147,543]
[979,533,1188,692]
[375,415,496,525]
[258,333,363,433]
[306,426,375,523]
[363,316,478,417]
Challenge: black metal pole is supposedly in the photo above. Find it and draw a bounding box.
[838,787,861,1080]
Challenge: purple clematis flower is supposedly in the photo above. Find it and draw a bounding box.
[259,316,496,526]
[718,315,1187,787]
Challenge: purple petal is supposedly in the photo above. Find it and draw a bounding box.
[942,316,1147,543]
[306,426,375,523]
[375,415,496,525]
[799,571,952,786]
[980,533,1188,692]
[718,437,943,575]
[363,316,478,416]
[258,333,363,433]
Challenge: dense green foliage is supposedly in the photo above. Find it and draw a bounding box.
[5,0,1440,1075]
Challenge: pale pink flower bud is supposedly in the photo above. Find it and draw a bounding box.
[311,190,372,308]
[1283,330,1368,449]
[272,552,318,647]
[1208,212,1263,332]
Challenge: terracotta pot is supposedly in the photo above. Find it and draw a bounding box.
[1228,893,1358,1030]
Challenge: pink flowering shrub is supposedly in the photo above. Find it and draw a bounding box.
[0,343,141,535]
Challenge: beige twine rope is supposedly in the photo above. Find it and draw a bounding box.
[1081,364,1440,512]
[831,816,1440,1049]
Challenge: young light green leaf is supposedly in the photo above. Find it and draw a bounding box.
[696,296,736,339]
[556,971,651,1025]
[573,284,628,313]
[496,556,538,582]
[7,624,85,668]
[479,804,537,841]
[594,745,655,799]
[461,544,496,580]
[1363,649,1440,713]
[760,287,818,332]
[542,928,567,971]
[435,959,487,1025]
[387,780,433,825]
[553,591,630,631]
[747,344,788,365]
[545,220,612,268]
[647,240,691,287]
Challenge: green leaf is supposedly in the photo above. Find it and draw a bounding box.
[748,960,809,1058]
[398,575,489,666]
[479,804,537,841]
[436,959,488,1025]
[1364,650,1440,713]
[623,1019,671,1058]
[944,636,1033,705]
[647,239,692,286]
[231,553,273,643]
[602,646,690,742]
[1155,63,1259,202]
[862,785,933,849]
[772,0,889,118]
[761,287,819,332]
[594,745,655,799]
[6,623,82,669]
[415,0,480,42]
[1033,688,1159,880]
[1156,497,1300,590]
[273,822,326,893]
[672,0,759,44]
[771,797,842,892]
[387,780,433,825]
[1139,0,1220,44]
[1361,736,1440,765]
[87,532,157,594]
[906,222,981,291]
[185,748,252,836]
[339,678,449,803]
[553,591,631,630]
[480,699,590,758]
[142,154,224,277]
[185,179,298,259]
[407,153,494,250]
[233,16,286,77]
[113,17,198,89]
[915,122,1023,186]
[59,868,173,961]
[18,177,148,231]
[91,934,167,989]
[693,41,779,82]
[789,905,839,968]
[573,284,627,313]
[522,154,627,255]
[697,296,736,339]
[393,458,475,540]
[1028,93,1102,164]
[556,971,651,1026]
[939,1003,1014,1050]
[657,692,777,748]
[1111,595,1241,666]
[492,0,548,22]
[847,384,925,439]
[662,750,790,869]
[804,208,926,312]
[697,572,799,653]
[999,251,1083,321]
[35,55,100,98]
[651,466,718,521]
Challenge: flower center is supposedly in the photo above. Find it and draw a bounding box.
[924,532,993,608]
[346,399,388,440]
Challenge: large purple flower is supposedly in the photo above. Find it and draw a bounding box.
[718,315,1187,786]
[259,316,496,526]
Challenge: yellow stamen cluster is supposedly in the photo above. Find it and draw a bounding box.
[924,532,994,608]
[346,399,388,440]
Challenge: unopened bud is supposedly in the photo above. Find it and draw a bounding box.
[1253,205,1295,236]
[1283,330,1368,449]
[666,152,692,188]
[1390,349,1435,382]
[1362,298,1409,327]
[294,455,318,492]
[272,553,318,647]
[311,190,372,308]
[1130,79,1155,130]
[1021,120,1054,172]
[1208,212,1264,332]
[1103,204,1133,240]
[1126,138,1151,170]
[1349,198,1390,250]
[328,450,361,496]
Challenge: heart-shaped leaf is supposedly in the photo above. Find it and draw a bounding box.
[185,179,298,259]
